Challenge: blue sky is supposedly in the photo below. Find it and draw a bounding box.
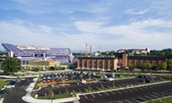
[0,0,172,52]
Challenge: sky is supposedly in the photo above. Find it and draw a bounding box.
[0,0,172,52]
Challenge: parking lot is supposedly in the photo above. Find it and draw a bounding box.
[79,82,172,103]
[35,75,168,97]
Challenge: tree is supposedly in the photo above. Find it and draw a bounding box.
[160,62,167,70]
[145,62,152,69]
[49,89,54,97]
[138,71,141,75]
[152,64,160,71]
[70,74,73,80]
[151,78,154,83]
[65,88,68,94]
[46,64,50,70]
[129,64,134,72]
[88,85,91,92]
[143,79,146,84]
[167,64,172,73]
[120,66,125,75]
[100,84,104,90]
[138,63,146,71]
[1,57,21,75]
[112,82,115,89]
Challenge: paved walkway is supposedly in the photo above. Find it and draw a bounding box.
[22,75,80,103]
[0,98,4,103]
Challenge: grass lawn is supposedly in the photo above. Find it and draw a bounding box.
[147,96,172,103]
[0,79,9,90]
[37,94,74,99]
[60,63,73,66]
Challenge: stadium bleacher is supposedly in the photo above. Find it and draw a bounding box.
[2,43,72,63]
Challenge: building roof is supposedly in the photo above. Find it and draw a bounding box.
[2,43,71,57]
[118,49,126,51]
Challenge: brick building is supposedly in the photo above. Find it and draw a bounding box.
[77,56,118,71]
[77,53,166,70]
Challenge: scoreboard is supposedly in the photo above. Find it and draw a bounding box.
[34,53,46,58]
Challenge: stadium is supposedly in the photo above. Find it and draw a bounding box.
[2,43,74,67]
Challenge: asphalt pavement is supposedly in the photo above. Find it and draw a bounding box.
[3,77,34,103]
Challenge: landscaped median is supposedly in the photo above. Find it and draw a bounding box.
[0,78,9,90]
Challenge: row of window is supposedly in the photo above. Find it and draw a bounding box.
[80,59,113,62]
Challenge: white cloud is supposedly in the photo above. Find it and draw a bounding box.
[126,9,148,14]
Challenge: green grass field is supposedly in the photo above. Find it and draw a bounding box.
[60,63,73,66]
[147,96,172,103]
[0,79,9,90]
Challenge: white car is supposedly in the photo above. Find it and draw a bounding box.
[4,84,15,88]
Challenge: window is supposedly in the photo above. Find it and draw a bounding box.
[99,60,102,62]
[94,64,96,66]
[99,64,101,66]
[94,59,96,62]
[84,59,86,62]
[89,59,91,62]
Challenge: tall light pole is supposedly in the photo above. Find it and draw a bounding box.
[86,43,87,55]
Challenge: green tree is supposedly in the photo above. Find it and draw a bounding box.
[167,64,172,73]
[89,74,91,80]
[65,88,68,94]
[71,74,73,80]
[37,64,41,71]
[100,83,104,90]
[46,64,50,70]
[145,62,152,69]
[49,89,54,97]
[152,64,160,71]
[151,78,154,83]
[160,62,167,70]
[88,85,91,92]
[129,64,134,72]
[143,79,146,84]
[138,71,141,75]
[120,66,125,75]
[112,82,115,89]
[1,57,21,75]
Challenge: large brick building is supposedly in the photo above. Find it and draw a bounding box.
[77,53,166,70]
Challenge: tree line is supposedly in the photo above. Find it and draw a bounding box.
[0,57,65,74]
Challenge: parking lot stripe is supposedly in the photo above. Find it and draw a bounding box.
[85,88,88,92]
[107,86,112,88]
[59,91,61,95]
[91,93,95,98]
[96,87,100,90]
[73,90,75,93]
[145,95,153,100]
[132,98,140,103]
[79,89,82,92]
[97,93,102,97]
[139,96,146,101]
[110,91,115,95]
[125,99,132,103]
[84,95,88,99]
[116,90,121,94]
[104,92,109,96]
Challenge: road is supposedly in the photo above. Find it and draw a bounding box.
[3,77,34,103]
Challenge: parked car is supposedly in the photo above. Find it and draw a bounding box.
[108,73,115,77]
[138,75,147,78]
[4,84,15,88]
[117,74,122,77]
[105,78,115,81]
[0,90,9,94]
[145,78,151,83]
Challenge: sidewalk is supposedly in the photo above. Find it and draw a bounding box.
[22,75,80,103]
[0,98,4,103]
